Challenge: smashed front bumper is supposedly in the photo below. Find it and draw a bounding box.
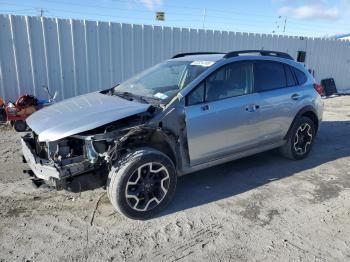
[21,138,60,181]
[21,137,96,190]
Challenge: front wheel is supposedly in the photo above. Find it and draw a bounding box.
[107,148,177,220]
[279,116,315,160]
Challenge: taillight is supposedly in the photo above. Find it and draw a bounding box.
[313,83,323,95]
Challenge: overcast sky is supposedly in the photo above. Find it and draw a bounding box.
[0,0,349,37]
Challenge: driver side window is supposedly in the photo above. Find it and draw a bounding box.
[186,82,205,106]
[186,62,253,106]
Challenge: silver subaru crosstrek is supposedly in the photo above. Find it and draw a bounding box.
[22,50,323,219]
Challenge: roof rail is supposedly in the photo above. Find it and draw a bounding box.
[172,52,224,59]
[223,50,294,60]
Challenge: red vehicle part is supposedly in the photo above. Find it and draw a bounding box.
[4,95,41,132]
[313,83,323,95]
[1,88,56,131]
[15,95,38,108]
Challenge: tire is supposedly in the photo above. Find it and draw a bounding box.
[279,116,315,160]
[107,148,177,220]
[0,108,6,123]
[13,120,27,132]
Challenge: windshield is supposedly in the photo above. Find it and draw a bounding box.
[114,60,212,103]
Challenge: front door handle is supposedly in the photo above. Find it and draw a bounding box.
[291,93,301,100]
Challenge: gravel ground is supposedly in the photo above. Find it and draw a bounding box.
[0,96,350,262]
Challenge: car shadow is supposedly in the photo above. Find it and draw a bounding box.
[158,120,350,217]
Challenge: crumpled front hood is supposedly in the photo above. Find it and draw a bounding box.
[26,92,150,142]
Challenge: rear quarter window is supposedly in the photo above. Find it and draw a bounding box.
[292,67,308,85]
[284,64,298,87]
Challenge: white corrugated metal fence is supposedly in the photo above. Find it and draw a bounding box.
[0,14,349,101]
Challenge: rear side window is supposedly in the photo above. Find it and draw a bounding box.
[254,61,286,92]
[292,67,308,85]
[284,65,297,87]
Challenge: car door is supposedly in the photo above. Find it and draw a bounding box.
[253,60,301,144]
[184,61,261,165]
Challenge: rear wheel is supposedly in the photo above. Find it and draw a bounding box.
[279,116,315,160]
[107,148,177,220]
[13,120,27,132]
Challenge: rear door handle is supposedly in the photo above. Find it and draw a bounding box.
[245,104,260,112]
[291,93,301,100]
[201,104,209,111]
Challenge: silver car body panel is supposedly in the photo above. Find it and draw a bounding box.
[185,93,262,165]
[26,92,150,142]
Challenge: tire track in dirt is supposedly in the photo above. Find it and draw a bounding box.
[152,223,223,261]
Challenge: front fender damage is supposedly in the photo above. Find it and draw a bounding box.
[22,100,191,192]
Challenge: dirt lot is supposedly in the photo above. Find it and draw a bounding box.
[0,96,349,262]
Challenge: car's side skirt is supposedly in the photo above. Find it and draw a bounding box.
[179,140,285,176]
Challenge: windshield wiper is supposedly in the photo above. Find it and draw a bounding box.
[135,95,149,104]
[114,91,134,101]
[114,91,151,104]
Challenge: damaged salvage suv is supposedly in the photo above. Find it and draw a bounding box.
[22,50,323,219]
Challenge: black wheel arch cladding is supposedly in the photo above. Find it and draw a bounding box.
[284,106,319,140]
